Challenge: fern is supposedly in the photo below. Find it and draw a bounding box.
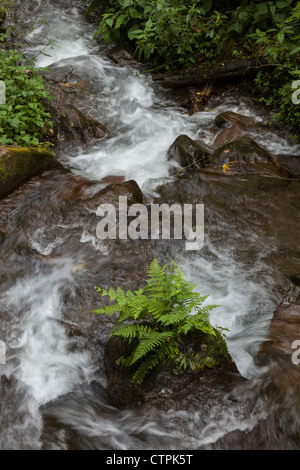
[94,258,227,384]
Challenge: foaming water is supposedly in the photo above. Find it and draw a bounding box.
[179,238,276,379]
[0,259,95,449]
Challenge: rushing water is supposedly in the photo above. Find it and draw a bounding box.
[1,0,300,450]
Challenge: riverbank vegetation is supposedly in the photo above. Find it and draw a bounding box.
[88,0,300,128]
[0,5,53,147]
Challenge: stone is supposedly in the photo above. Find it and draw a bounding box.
[103,329,240,411]
[213,123,245,148]
[271,154,300,176]
[167,134,211,170]
[0,145,62,200]
[211,136,274,167]
[49,103,108,151]
[215,111,257,128]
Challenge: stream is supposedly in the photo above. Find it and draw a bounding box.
[1,0,300,450]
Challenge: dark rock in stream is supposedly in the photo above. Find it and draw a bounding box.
[215,111,257,129]
[167,134,211,171]
[213,297,300,450]
[103,330,242,412]
[44,75,109,152]
[272,154,300,177]
[211,136,273,167]
[0,145,63,200]
[48,101,109,152]
[210,136,300,178]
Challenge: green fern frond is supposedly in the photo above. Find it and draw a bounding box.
[94,258,225,383]
[130,331,174,365]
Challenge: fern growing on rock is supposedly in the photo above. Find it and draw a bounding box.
[94,259,228,384]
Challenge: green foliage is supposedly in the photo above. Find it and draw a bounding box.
[0,0,13,20]
[94,0,229,70]
[91,0,299,70]
[94,258,226,384]
[88,0,300,127]
[250,2,300,129]
[254,68,300,128]
[0,28,53,147]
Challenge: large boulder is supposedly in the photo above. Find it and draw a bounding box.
[0,145,62,200]
[214,297,300,450]
[213,123,245,148]
[103,328,241,411]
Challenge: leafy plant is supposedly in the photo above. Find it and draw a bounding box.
[94,258,227,384]
[90,0,299,70]
[0,28,53,147]
[93,0,229,70]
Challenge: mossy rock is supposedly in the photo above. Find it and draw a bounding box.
[0,145,63,199]
[211,136,273,166]
[103,328,238,410]
[167,134,211,170]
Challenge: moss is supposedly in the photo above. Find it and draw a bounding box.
[0,145,62,199]
[212,136,272,166]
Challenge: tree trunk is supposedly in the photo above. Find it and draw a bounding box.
[152,57,272,89]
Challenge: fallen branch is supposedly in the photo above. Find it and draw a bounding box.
[152,56,273,89]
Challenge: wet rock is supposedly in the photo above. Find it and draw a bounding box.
[290,275,300,287]
[100,175,125,184]
[49,103,108,151]
[167,134,211,170]
[0,145,62,200]
[215,111,257,128]
[211,136,274,167]
[169,85,213,115]
[214,298,300,450]
[271,154,300,177]
[44,78,109,151]
[213,123,245,148]
[103,330,241,411]
[168,87,203,110]
[93,179,144,207]
[256,300,300,366]
[108,46,139,68]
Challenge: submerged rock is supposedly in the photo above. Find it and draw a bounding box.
[0,145,62,200]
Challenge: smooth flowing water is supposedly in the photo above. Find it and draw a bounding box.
[1,0,300,450]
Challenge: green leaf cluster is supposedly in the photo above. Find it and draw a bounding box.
[94,259,226,384]
[90,0,298,70]
[88,0,300,127]
[0,28,53,147]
